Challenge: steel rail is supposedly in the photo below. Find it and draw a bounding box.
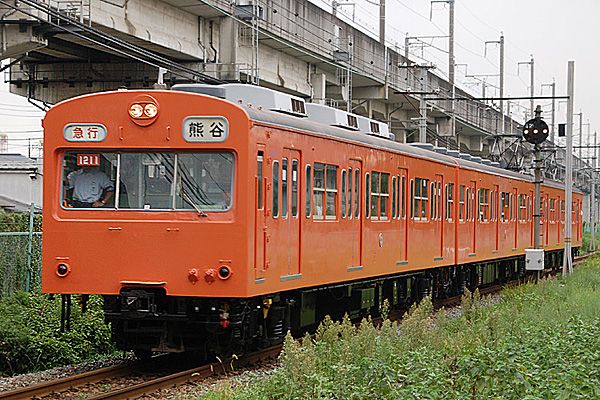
[0,363,133,400]
[87,345,282,400]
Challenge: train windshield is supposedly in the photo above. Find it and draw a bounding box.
[61,151,234,211]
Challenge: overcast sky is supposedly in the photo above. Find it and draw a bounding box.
[1,0,597,156]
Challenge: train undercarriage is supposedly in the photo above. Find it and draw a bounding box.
[103,249,573,357]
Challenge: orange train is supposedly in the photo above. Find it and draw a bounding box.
[42,84,582,355]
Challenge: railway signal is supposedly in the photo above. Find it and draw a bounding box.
[522,114,549,144]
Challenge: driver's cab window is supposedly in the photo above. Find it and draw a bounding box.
[61,151,234,211]
[62,152,117,208]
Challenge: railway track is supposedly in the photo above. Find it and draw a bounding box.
[0,345,282,400]
[1,253,594,399]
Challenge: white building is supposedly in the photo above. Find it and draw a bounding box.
[0,153,42,212]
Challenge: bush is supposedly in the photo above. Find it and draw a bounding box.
[0,292,115,375]
[203,256,600,399]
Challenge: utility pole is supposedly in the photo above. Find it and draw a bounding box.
[592,129,597,251]
[419,65,429,142]
[576,111,583,161]
[541,80,556,143]
[485,34,505,132]
[518,56,535,118]
[379,0,385,45]
[431,0,455,138]
[563,60,575,276]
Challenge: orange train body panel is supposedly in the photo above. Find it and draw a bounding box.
[42,89,583,301]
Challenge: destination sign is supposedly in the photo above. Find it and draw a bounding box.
[64,124,107,142]
[182,116,229,143]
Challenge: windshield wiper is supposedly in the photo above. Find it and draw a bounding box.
[181,190,208,217]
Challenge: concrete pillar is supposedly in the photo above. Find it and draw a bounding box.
[311,73,326,104]
[217,18,238,80]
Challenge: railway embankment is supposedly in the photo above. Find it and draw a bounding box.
[203,255,600,399]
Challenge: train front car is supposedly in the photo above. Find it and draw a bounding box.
[42,90,253,355]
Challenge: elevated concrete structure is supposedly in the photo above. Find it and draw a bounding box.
[0,0,591,187]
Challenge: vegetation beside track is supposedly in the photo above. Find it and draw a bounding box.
[204,256,600,399]
[0,293,115,375]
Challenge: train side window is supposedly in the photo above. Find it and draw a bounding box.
[549,198,556,222]
[465,188,471,221]
[370,172,380,219]
[518,194,526,221]
[341,169,347,218]
[257,151,263,209]
[459,185,465,222]
[445,183,454,221]
[354,169,360,218]
[410,179,414,219]
[380,173,389,220]
[392,176,397,218]
[325,165,338,219]
[489,191,495,221]
[291,160,298,217]
[430,182,436,220]
[348,168,353,219]
[365,173,371,218]
[272,161,280,218]
[401,176,406,218]
[478,188,489,222]
[281,158,288,218]
[437,181,442,221]
[313,163,324,219]
[413,177,429,221]
[305,165,312,218]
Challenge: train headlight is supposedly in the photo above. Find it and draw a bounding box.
[218,265,232,280]
[128,95,159,126]
[56,263,70,277]
[144,103,158,118]
[128,104,144,118]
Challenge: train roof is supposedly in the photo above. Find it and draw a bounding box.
[243,107,574,192]
[171,85,577,194]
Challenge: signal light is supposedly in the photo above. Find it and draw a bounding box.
[522,117,549,145]
[218,265,232,280]
[56,263,70,277]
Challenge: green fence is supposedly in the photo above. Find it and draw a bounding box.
[0,232,42,295]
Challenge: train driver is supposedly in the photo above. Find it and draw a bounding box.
[66,166,115,208]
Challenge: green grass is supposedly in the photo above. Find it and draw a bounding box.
[0,293,115,375]
[201,257,600,399]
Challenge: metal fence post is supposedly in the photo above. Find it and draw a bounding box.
[26,203,35,292]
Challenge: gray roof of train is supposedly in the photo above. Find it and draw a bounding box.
[171,87,574,193]
[242,107,573,192]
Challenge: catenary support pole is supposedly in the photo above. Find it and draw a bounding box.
[592,130,597,251]
[563,61,574,276]
[419,66,427,143]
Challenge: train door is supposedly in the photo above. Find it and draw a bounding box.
[254,146,266,281]
[544,193,550,247]
[435,174,444,259]
[494,184,500,251]
[282,149,301,276]
[470,180,477,254]
[513,187,518,250]
[348,159,363,268]
[399,168,408,262]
